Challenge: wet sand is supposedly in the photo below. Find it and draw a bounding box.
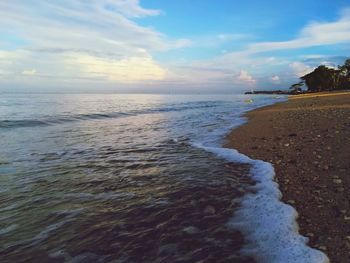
[225,91,350,263]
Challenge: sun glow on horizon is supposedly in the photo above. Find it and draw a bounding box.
[0,1,349,93]
[69,54,167,83]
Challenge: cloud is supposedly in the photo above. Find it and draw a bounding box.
[170,8,350,91]
[67,53,166,82]
[104,0,162,18]
[0,1,185,53]
[196,7,350,76]
[0,0,189,85]
[217,33,251,41]
[289,62,314,77]
[22,69,37,76]
[271,75,280,82]
[2,2,350,92]
[237,70,256,84]
[190,33,251,49]
[246,8,350,53]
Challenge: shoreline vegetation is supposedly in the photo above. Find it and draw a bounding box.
[245,59,350,95]
[225,91,350,262]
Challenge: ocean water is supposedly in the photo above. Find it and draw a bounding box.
[0,94,328,263]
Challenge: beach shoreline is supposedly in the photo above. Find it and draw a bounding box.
[225,91,350,263]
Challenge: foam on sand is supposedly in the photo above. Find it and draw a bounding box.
[194,143,329,263]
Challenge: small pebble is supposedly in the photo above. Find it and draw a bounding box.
[183,226,199,235]
[204,205,216,215]
[318,246,327,251]
[333,179,342,184]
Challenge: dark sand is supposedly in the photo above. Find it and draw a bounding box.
[225,91,350,263]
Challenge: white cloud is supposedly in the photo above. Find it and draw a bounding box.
[67,53,166,82]
[187,33,250,50]
[104,0,162,18]
[289,62,314,77]
[2,2,350,92]
[0,1,190,86]
[271,75,280,82]
[22,69,37,76]
[237,70,256,84]
[246,8,350,53]
[217,33,251,41]
[169,8,350,90]
[319,61,338,69]
[192,8,350,78]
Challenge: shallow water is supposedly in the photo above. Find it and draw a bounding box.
[0,94,281,262]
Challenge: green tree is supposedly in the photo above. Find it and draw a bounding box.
[289,81,304,94]
[298,59,350,92]
[338,59,350,89]
[301,65,333,92]
[340,58,350,77]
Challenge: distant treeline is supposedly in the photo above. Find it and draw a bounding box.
[291,59,350,93]
[245,59,350,95]
[244,90,290,95]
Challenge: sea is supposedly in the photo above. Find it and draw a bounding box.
[0,94,328,263]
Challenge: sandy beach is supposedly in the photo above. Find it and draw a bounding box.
[225,91,350,263]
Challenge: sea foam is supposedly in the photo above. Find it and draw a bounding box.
[194,144,329,263]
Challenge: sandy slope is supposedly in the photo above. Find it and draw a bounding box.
[225,91,350,263]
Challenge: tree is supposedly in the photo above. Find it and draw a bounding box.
[300,65,347,92]
[339,58,350,77]
[301,65,333,92]
[338,59,350,89]
[297,59,350,92]
[329,68,341,90]
[289,81,304,94]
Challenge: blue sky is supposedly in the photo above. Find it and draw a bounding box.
[0,0,350,93]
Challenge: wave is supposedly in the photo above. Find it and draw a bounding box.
[194,143,329,263]
[0,101,222,129]
[185,95,328,262]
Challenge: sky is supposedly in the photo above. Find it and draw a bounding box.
[0,0,350,93]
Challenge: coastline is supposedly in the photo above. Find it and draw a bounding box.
[225,91,350,263]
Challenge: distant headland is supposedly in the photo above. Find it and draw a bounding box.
[245,90,291,95]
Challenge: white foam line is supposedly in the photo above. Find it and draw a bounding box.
[193,143,329,263]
